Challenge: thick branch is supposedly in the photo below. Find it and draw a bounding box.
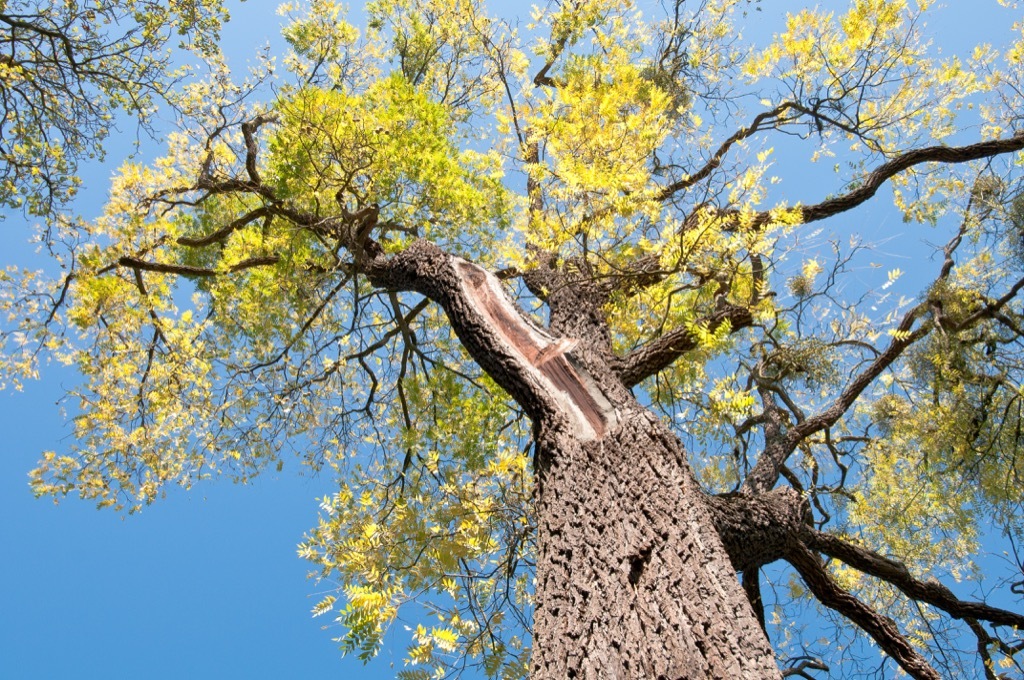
[240,113,278,186]
[621,133,1024,298]
[785,267,1024,459]
[966,618,1001,680]
[616,303,753,388]
[617,134,1024,299]
[742,386,792,494]
[806,530,1024,630]
[533,27,569,87]
[786,542,941,680]
[706,486,809,573]
[118,256,219,278]
[777,133,1024,229]
[365,242,617,438]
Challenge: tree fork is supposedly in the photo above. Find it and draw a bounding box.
[366,245,782,677]
[706,487,810,574]
[363,241,1022,676]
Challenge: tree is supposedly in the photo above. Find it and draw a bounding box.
[4,0,1024,677]
[0,0,235,220]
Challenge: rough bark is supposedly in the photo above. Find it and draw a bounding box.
[367,244,782,678]
[366,240,1014,679]
[129,114,1024,678]
[530,409,781,678]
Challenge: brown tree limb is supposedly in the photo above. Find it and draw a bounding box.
[0,13,82,70]
[781,266,1024,469]
[966,617,1024,679]
[743,568,767,633]
[791,132,1024,227]
[119,256,219,278]
[533,25,569,87]
[128,267,167,346]
[176,205,271,247]
[240,113,278,186]
[229,255,281,272]
[788,307,930,445]
[951,273,1024,333]
[780,658,829,679]
[117,254,280,278]
[608,132,1024,300]
[805,530,1024,630]
[742,386,793,494]
[615,303,753,387]
[786,542,942,680]
[966,618,1001,680]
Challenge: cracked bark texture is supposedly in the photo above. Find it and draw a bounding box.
[531,410,780,679]
[368,247,782,677]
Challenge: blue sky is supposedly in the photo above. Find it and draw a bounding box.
[1,1,1021,678]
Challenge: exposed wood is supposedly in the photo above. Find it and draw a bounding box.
[455,259,618,440]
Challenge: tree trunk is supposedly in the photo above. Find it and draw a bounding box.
[530,406,781,679]
[370,243,781,678]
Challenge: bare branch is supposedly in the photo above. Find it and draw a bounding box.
[657,103,800,200]
[781,658,829,679]
[779,133,1024,229]
[742,386,793,494]
[788,307,930,445]
[786,542,942,680]
[240,113,279,186]
[805,530,1024,630]
[229,255,281,272]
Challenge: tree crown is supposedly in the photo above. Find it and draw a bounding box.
[3,0,1024,676]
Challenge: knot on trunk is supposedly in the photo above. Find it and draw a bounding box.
[706,486,811,573]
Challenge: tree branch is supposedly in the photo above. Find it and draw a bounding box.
[0,13,81,69]
[117,254,280,278]
[611,132,1024,301]
[786,542,942,680]
[615,303,753,387]
[118,256,219,278]
[772,132,1024,229]
[657,103,800,201]
[780,658,829,679]
[743,568,767,633]
[788,306,930,445]
[805,530,1024,630]
[742,385,793,494]
[176,206,271,247]
[240,113,279,186]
